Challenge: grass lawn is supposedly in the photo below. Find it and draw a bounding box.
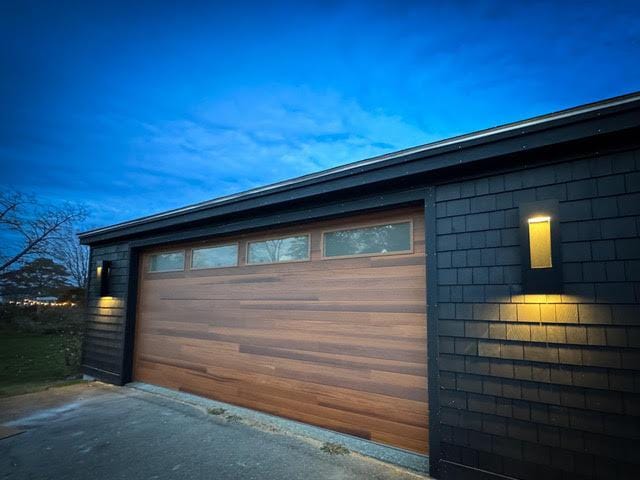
[0,329,83,397]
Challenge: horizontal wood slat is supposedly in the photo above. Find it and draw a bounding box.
[133,206,428,453]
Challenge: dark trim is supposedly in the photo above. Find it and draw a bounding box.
[120,246,140,385]
[81,364,123,385]
[425,186,442,478]
[439,460,518,480]
[129,187,426,249]
[80,248,95,369]
[79,93,640,244]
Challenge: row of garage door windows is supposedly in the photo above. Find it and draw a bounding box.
[148,220,413,273]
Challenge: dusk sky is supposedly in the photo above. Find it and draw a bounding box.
[1,1,639,232]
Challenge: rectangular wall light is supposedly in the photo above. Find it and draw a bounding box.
[527,216,552,269]
[519,201,562,293]
[97,260,112,297]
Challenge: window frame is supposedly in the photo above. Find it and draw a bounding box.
[245,233,311,266]
[320,219,414,260]
[190,243,239,270]
[147,250,186,273]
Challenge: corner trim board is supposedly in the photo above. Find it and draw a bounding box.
[425,186,442,478]
[121,246,140,385]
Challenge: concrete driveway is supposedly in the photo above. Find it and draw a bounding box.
[0,382,427,480]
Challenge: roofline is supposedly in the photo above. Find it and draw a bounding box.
[79,90,640,242]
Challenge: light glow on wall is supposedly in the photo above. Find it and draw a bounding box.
[98,296,120,306]
[527,216,552,269]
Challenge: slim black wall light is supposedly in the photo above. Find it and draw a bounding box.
[97,260,112,297]
[519,200,563,293]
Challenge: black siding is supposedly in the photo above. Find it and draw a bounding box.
[82,242,130,384]
[433,148,640,479]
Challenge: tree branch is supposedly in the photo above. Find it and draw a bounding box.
[0,192,87,274]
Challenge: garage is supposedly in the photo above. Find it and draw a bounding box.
[132,206,428,454]
[80,96,640,479]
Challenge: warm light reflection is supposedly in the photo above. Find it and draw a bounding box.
[98,296,120,307]
[486,294,587,304]
[528,216,552,269]
[527,216,551,224]
[7,299,77,307]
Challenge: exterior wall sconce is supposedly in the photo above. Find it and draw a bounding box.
[528,216,552,269]
[97,260,112,297]
[519,200,562,293]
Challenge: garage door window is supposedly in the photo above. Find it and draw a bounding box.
[148,251,185,272]
[247,235,309,264]
[323,221,412,258]
[191,244,238,269]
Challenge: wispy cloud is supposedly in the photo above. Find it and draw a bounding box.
[2,0,639,235]
[122,87,434,213]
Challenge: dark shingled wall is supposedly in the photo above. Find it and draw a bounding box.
[82,242,130,384]
[433,149,640,479]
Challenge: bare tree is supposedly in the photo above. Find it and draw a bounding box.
[0,190,24,223]
[52,225,89,289]
[0,190,87,274]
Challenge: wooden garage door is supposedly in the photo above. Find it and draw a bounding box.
[133,206,428,453]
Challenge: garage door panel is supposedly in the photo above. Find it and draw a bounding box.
[168,341,426,400]
[200,326,425,350]
[234,380,429,452]
[193,361,421,404]
[133,206,428,454]
[142,338,428,390]
[143,274,425,298]
[148,286,427,302]
[146,327,426,363]
[244,395,375,440]
[151,321,422,345]
[234,301,426,314]
[205,322,427,341]
[142,300,426,315]
[238,344,426,376]
[140,354,208,374]
[140,256,426,282]
[372,431,428,456]
[164,359,429,430]
[142,337,427,380]
[139,358,429,452]
[142,280,425,297]
[316,397,428,429]
[149,319,434,345]
[148,323,426,356]
[270,366,426,402]
[143,309,425,327]
[244,387,428,441]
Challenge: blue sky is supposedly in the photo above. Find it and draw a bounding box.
[1,0,639,232]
